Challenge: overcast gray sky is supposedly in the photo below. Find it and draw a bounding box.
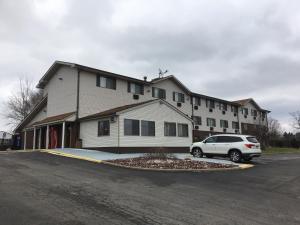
[0,0,299,132]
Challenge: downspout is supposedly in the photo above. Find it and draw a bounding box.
[191,96,194,142]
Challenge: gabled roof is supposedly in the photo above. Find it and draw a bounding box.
[30,112,75,127]
[37,61,149,89]
[80,99,193,122]
[232,98,270,112]
[14,96,48,132]
[151,75,191,94]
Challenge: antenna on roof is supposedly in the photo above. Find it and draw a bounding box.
[158,69,168,78]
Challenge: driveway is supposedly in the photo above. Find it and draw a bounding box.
[0,151,299,225]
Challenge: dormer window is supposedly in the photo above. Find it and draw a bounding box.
[96,75,116,90]
[128,82,144,95]
[173,92,185,103]
[152,87,166,99]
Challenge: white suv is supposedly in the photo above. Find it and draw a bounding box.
[190,134,261,162]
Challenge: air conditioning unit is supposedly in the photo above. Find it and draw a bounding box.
[234,113,237,117]
[244,115,247,119]
[210,127,214,131]
[223,128,227,133]
[195,125,199,130]
[133,94,139,100]
[177,102,182,107]
[254,117,256,120]
[222,111,226,115]
[194,105,198,110]
[209,108,213,112]
[235,129,239,134]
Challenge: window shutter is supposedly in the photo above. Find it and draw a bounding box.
[152,87,155,97]
[162,90,166,99]
[173,92,175,101]
[127,82,131,93]
[206,99,208,108]
[96,75,100,87]
[181,93,185,103]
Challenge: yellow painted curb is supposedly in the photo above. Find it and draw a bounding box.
[40,150,103,164]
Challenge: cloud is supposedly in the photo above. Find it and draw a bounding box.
[0,0,300,132]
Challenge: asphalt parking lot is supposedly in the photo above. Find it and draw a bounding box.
[0,151,299,225]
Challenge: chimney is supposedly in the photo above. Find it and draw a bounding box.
[143,76,147,81]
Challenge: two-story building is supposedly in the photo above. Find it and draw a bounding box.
[15,61,270,153]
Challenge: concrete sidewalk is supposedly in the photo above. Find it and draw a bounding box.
[42,148,238,165]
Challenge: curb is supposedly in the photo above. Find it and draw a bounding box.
[40,150,103,164]
[40,150,254,172]
[101,160,253,172]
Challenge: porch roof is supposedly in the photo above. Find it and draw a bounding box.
[31,112,75,127]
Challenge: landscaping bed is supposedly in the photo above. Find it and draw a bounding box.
[106,156,237,170]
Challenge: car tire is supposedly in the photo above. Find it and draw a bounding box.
[192,148,203,158]
[229,150,242,162]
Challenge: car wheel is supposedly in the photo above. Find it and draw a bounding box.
[193,148,203,158]
[229,150,242,162]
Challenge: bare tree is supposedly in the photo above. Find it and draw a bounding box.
[3,78,43,128]
[267,117,282,139]
[290,111,300,130]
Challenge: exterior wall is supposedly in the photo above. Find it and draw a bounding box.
[119,102,193,147]
[192,98,239,133]
[46,66,77,117]
[27,106,47,127]
[238,102,267,134]
[150,79,192,116]
[79,70,153,118]
[80,118,118,148]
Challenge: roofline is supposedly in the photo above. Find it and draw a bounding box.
[37,61,150,89]
[80,99,193,122]
[191,92,240,106]
[14,96,48,132]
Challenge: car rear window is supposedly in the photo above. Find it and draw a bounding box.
[246,137,259,143]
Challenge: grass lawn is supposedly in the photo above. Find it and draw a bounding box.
[263,147,300,154]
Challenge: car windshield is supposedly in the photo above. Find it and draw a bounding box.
[246,136,259,143]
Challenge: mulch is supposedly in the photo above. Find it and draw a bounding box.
[107,157,236,169]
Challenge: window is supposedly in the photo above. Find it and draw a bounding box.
[152,87,166,99]
[219,103,227,111]
[243,108,249,115]
[173,92,185,103]
[194,97,201,106]
[206,100,215,109]
[128,82,144,95]
[193,116,202,125]
[98,120,110,136]
[141,120,155,136]
[216,136,243,143]
[164,122,176,136]
[205,136,217,143]
[232,121,239,129]
[220,120,228,128]
[178,123,189,137]
[207,118,216,127]
[96,75,116,89]
[124,119,140,136]
[246,136,259,143]
[231,105,238,113]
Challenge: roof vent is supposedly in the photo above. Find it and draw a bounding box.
[143,76,147,81]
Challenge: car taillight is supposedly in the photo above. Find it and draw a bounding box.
[245,144,255,149]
